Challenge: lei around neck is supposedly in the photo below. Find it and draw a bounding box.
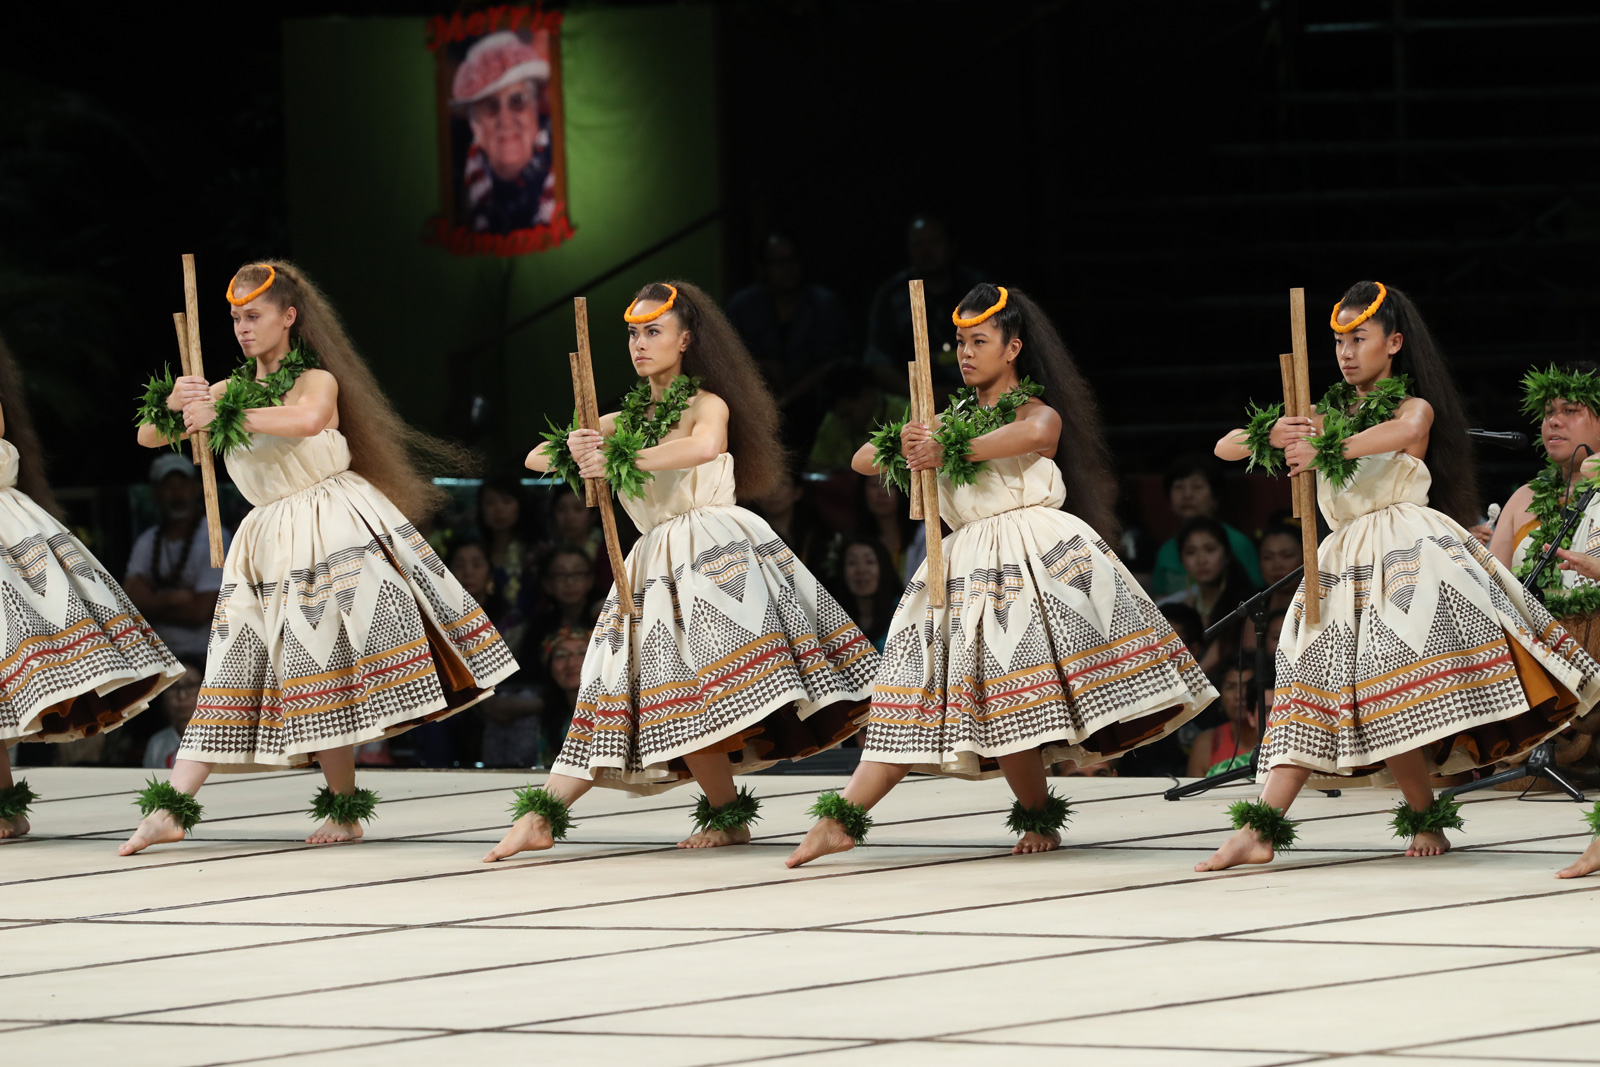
[1241,374,1410,487]
[541,374,701,500]
[208,344,321,456]
[869,377,1046,494]
[1514,457,1600,617]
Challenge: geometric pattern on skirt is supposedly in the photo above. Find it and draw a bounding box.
[0,500,183,743]
[181,439,517,771]
[862,506,1216,779]
[553,504,878,796]
[1266,500,1600,779]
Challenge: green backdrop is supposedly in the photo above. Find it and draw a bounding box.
[282,6,721,467]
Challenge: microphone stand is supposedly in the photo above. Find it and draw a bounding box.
[1442,453,1598,804]
[1164,564,1341,801]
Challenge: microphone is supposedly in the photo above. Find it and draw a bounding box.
[1468,428,1532,450]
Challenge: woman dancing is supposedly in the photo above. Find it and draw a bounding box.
[0,334,182,839]
[485,281,877,860]
[1201,281,1600,870]
[122,261,517,854]
[787,283,1216,867]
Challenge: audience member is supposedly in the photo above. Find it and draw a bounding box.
[477,475,541,630]
[530,544,602,650]
[142,660,202,770]
[1187,664,1257,778]
[546,487,612,590]
[855,477,918,581]
[726,233,853,458]
[123,454,232,662]
[1254,512,1303,614]
[807,369,911,473]
[1158,516,1257,675]
[864,216,985,389]
[748,469,824,567]
[826,536,902,652]
[534,625,591,759]
[1150,455,1262,597]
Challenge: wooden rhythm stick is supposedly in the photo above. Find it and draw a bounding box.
[1287,287,1321,626]
[180,255,226,568]
[907,280,945,609]
[905,361,924,521]
[173,314,199,469]
[1277,353,1299,519]
[571,297,637,618]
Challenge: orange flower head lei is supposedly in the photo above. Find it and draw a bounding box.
[1329,282,1388,334]
[225,264,277,307]
[624,284,679,324]
[952,286,1008,328]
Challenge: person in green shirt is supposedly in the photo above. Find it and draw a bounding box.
[1151,455,1262,596]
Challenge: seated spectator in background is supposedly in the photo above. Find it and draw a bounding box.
[1158,517,1257,675]
[1240,606,1288,660]
[726,233,853,459]
[807,367,911,474]
[123,453,232,663]
[1255,511,1303,614]
[1151,455,1262,597]
[864,215,985,390]
[529,544,602,653]
[1187,664,1256,778]
[748,469,823,567]
[826,537,903,652]
[534,625,590,759]
[546,487,612,590]
[142,660,202,770]
[477,475,541,630]
[855,477,918,582]
[1160,602,1204,655]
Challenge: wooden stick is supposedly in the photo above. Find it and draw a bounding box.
[181,255,226,568]
[1278,352,1299,519]
[571,297,637,618]
[173,313,199,468]
[905,361,924,521]
[907,280,945,608]
[1288,288,1320,626]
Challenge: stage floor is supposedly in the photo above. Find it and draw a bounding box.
[1,768,1596,1066]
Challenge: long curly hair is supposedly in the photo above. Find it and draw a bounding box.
[229,261,473,522]
[1335,280,1477,527]
[955,284,1119,542]
[629,280,783,498]
[0,333,59,517]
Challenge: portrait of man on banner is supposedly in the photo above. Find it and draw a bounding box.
[427,9,575,256]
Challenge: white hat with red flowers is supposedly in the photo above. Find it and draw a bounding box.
[451,31,551,105]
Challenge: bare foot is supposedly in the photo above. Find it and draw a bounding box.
[678,825,752,849]
[1195,826,1276,872]
[118,810,186,856]
[785,819,856,868]
[1404,830,1450,857]
[1558,837,1600,879]
[306,819,364,845]
[0,814,29,840]
[1013,830,1060,855]
[483,813,555,862]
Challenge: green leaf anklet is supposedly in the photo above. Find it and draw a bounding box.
[807,790,872,843]
[1005,788,1073,838]
[1228,799,1298,851]
[1584,802,1600,838]
[135,777,204,834]
[691,785,763,834]
[308,786,381,826]
[508,786,574,839]
[0,779,38,821]
[1389,795,1465,840]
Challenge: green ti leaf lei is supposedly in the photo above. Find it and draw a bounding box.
[1512,456,1600,617]
[1521,364,1600,424]
[867,408,912,495]
[207,344,320,456]
[934,377,1047,486]
[134,364,186,450]
[1307,374,1412,489]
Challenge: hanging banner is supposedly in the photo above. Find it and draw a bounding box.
[424,6,576,256]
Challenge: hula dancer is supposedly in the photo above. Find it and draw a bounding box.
[786,284,1216,867]
[485,281,876,861]
[0,335,183,839]
[122,262,517,855]
[1202,281,1600,871]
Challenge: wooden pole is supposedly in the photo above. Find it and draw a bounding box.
[905,361,924,521]
[907,280,945,609]
[173,313,199,468]
[571,297,637,618]
[1288,288,1320,626]
[181,255,226,568]
[1278,352,1299,519]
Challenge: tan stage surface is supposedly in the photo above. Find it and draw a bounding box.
[1,768,1596,1066]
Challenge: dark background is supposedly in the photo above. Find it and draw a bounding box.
[3,0,1597,526]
